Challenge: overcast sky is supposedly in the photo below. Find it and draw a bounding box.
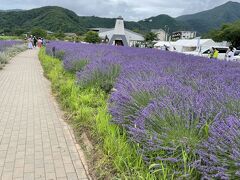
[0,0,240,20]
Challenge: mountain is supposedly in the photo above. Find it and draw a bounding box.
[176,1,240,33]
[78,16,147,31]
[0,6,84,32]
[0,6,147,34]
[135,1,240,34]
[0,1,240,35]
[138,14,187,33]
[0,9,24,12]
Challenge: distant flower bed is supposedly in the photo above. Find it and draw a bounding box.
[46,41,240,179]
[0,40,26,68]
[0,40,22,52]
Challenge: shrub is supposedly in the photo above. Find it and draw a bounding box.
[78,63,120,93]
[0,43,26,66]
[31,28,47,38]
[68,59,88,73]
[0,52,8,64]
[84,31,101,43]
[54,50,65,61]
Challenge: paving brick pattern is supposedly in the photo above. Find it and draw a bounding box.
[0,49,89,180]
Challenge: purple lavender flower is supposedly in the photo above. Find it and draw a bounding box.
[196,116,240,179]
[46,41,240,178]
[0,40,23,52]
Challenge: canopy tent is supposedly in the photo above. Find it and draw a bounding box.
[154,41,176,51]
[174,39,216,52]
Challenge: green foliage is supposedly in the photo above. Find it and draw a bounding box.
[46,34,56,40]
[206,20,240,47]
[79,64,120,93]
[1,28,11,35]
[31,28,47,38]
[0,36,20,40]
[84,31,101,43]
[64,36,74,41]
[68,59,88,73]
[0,52,8,64]
[0,6,85,33]
[121,89,203,178]
[144,32,158,42]
[177,1,240,34]
[75,36,85,42]
[13,29,25,36]
[54,50,65,61]
[139,14,186,34]
[54,32,66,40]
[39,48,156,179]
[144,32,158,48]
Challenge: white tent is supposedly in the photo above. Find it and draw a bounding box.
[154,41,176,51]
[174,39,216,52]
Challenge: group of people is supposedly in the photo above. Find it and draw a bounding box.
[27,35,46,49]
[209,45,236,61]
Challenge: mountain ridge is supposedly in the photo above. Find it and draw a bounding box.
[0,1,240,35]
[176,1,240,33]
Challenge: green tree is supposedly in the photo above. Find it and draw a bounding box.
[206,21,240,47]
[14,29,25,36]
[76,31,84,36]
[144,32,158,48]
[84,31,101,43]
[75,36,84,42]
[3,28,12,35]
[144,32,158,42]
[54,32,66,40]
[31,28,47,38]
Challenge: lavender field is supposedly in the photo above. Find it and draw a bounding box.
[0,40,22,52]
[0,40,25,67]
[46,41,240,179]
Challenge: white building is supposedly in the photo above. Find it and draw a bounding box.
[172,31,197,41]
[64,33,77,37]
[89,16,144,47]
[151,29,167,41]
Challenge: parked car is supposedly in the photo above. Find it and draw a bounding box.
[234,50,240,61]
[183,46,229,60]
[201,47,229,60]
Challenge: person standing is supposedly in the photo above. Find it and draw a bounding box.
[37,38,42,48]
[42,38,46,47]
[213,48,219,59]
[226,46,235,61]
[210,47,219,59]
[27,36,33,49]
[33,36,37,47]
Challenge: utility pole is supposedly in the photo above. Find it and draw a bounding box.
[164,25,169,41]
[164,25,167,41]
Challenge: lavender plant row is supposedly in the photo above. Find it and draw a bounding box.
[0,40,23,52]
[46,41,240,179]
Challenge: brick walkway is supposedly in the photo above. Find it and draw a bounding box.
[0,49,89,180]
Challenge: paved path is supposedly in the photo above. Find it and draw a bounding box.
[0,49,89,180]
